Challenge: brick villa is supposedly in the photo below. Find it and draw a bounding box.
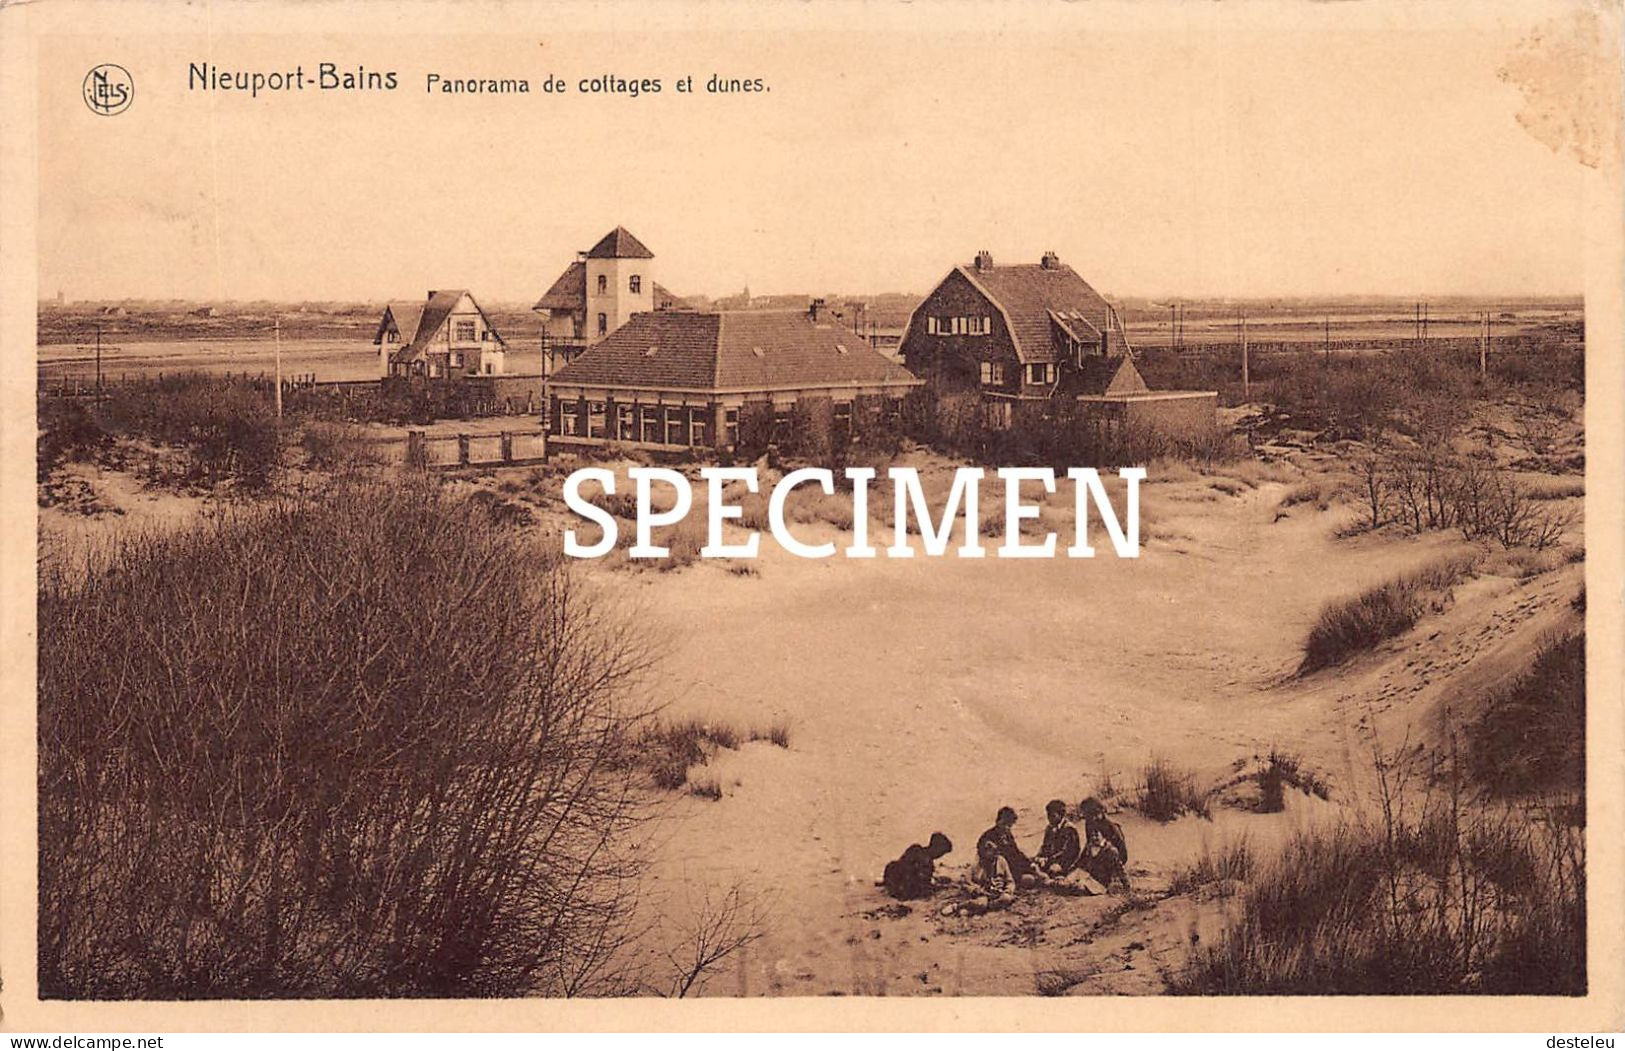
[545,303,920,453]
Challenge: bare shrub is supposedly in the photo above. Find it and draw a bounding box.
[1134,757,1212,822]
[39,479,655,998]
[1298,553,1477,674]
[655,885,768,998]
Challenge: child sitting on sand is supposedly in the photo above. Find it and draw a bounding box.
[1078,797,1130,891]
[949,837,1017,917]
[1033,799,1081,878]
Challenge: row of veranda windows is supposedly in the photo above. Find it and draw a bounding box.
[557,402,731,447]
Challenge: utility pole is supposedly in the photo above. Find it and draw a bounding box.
[273,316,283,419]
[1323,315,1330,363]
[94,323,102,395]
[1479,311,1489,377]
[1240,310,1250,396]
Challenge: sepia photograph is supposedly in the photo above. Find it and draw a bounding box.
[3,0,1622,1033]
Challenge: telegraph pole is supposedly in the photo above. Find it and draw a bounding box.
[1240,310,1250,395]
[1479,311,1489,377]
[274,316,284,419]
[1323,315,1330,363]
[94,323,103,395]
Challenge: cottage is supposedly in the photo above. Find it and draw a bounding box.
[899,250,1216,438]
[374,289,508,378]
[545,304,921,454]
[532,226,686,373]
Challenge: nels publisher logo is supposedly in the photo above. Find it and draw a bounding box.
[83,64,133,116]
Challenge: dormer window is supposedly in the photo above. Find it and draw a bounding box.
[597,274,608,294]
[629,275,642,294]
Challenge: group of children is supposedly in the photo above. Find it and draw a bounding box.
[882,798,1130,917]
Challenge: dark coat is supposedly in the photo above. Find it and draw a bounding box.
[1084,815,1127,864]
[883,843,938,900]
[1037,821,1081,873]
[976,824,1034,877]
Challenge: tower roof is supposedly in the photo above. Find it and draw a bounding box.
[585,226,655,260]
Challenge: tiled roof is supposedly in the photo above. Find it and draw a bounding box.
[549,310,921,393]
[533,261,585,312]
[533,259,688,313]
[585,226,655,259]
[374,301,425,346]
[959,263,1115,364]
[1073,355,1148,396]
[389,290,505,364]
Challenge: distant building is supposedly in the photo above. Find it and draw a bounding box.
[191,305,218,318]
[373,290,508,378]
[532,226,686,373]
[900,250,1215,437]
[545,303,920,454]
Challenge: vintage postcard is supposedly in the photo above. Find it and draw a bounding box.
[1,0,1621,1034]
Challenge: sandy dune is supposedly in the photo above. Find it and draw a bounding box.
[605,468,1583,995]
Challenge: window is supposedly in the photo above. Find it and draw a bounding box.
[559,404,579,436]
[630,275,642,294]
[484,362,493,375]
[454,319,477,342]
[597,313,608,336]
[725,408,739,448]
[980,361,1005,386]
[617,404,635,441]
[641,406,660,444]
[588,401,607,439]
[449,352,463,368]
[665,407,684,446]
[689,408,709,447]
[1026,363,1057,385]
[597,274,608,294]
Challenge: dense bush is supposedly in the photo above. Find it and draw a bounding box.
[900,384,1242,470]
[1467,632,1585,797]
[37,399,112,481]
[44,374,282,489]
[39,480,653,998]
[1171,794,1584,994]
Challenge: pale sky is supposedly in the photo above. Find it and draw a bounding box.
[36,3,1591,303]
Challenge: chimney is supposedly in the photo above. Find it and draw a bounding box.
[1040,251,1060,270]
[808,297,826,323]
[974,250,993,272]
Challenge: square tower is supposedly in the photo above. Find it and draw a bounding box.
[583,226,655,343]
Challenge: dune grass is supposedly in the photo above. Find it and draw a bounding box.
[1298,553,1478,674]
[1134,757,1212,822]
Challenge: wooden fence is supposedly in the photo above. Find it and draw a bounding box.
[406,429,549,470]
